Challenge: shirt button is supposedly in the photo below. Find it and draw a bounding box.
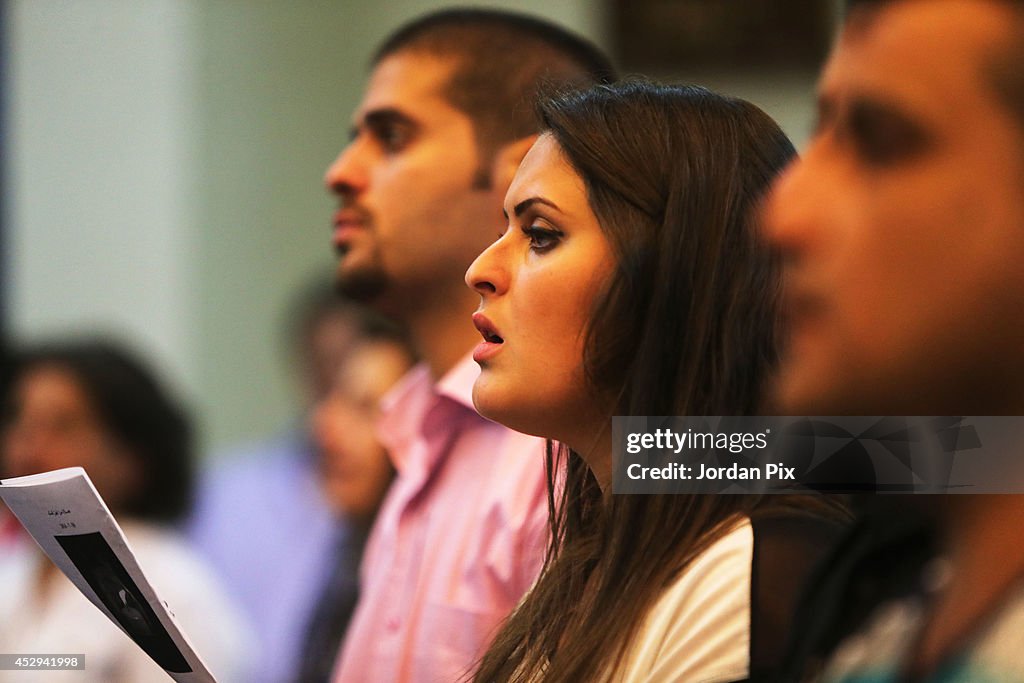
[386,617,400,631]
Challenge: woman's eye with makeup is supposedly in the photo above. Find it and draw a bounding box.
[523,226,562,253]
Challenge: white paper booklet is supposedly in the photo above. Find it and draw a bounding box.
[0,467,217,682]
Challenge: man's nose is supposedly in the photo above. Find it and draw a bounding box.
[325,141,367,198]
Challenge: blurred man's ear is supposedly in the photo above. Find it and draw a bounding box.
[490,135,538,191]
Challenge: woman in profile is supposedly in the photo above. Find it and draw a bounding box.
[466,81,845,682]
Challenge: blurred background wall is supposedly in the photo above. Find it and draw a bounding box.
[1,0,838,457]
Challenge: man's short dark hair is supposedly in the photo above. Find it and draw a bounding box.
[373,8,616,171]
[844,0,1024,131]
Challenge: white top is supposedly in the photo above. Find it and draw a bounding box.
[609,519,752,683]
[0,521,254,683]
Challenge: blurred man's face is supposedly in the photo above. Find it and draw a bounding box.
[765,0,1024,415]
[312,342,411,521]
[324,51,505,311]
[301,310,359,404]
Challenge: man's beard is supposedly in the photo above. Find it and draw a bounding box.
[335,262,390,303]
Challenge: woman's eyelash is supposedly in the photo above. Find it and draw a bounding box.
[523,226,562,252]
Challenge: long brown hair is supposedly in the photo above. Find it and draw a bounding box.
[474,81,815,682]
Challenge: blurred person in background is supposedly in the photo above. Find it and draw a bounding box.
[323,9,614,682]
[0,339,251,682]
[0,345,17,550]
[764,0,1024,680]
[297,334,415,683]
[188,279,404,683]
[312,337,413,525]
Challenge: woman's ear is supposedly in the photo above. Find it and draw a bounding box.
[490,135,538,191]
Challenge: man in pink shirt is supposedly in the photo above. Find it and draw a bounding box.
[322,9,614,683]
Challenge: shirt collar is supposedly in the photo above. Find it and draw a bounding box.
[375,352,480,472]
[434,352,479,411]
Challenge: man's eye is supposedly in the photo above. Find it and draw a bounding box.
[376,126,410,152]
[847,104,929,166]
[523,226,562,253]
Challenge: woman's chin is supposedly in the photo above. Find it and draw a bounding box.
[470,380,504,423]
[471,383,543,437]
[472,394,516,430]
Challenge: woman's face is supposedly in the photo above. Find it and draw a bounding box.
[465,134,615,449]
[2,365,141,510]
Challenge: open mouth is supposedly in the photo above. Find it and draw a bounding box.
[472,313,504,344]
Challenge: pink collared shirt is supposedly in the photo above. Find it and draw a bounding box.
[331,354,548,683]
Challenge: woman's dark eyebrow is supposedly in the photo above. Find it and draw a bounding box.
[512,197,562,217]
